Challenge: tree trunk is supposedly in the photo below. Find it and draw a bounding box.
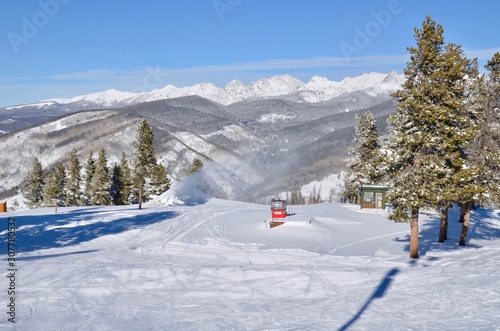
[459,202,466,223]
[410,207,419,258]
[438,204,449,243]
[459,201,473,246]
[138,185,143,210]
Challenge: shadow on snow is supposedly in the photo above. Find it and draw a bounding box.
[395,206,500,257]
[2,206,177,254]
[338,268,400,331]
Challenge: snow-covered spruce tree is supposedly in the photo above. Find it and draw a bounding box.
[43,162,67,208]
[110,164,123,205]
[132,119,157,209]
[23,157,45,208]
[150,163,171,195]
[109,153,133,206]
[344,111,381,203]
[432,43,483,243]
[83,151,96,205]
[66,148,83,206]
[385,17,481,257]
[90,148,112,206]
[119,152,134,204]
[457,52,500,245]
[473,52,500,206]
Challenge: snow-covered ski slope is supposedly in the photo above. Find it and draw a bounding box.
[2,185,499,330]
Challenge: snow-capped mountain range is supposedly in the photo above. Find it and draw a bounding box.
[0,71,402,201]
[46,71,404,108]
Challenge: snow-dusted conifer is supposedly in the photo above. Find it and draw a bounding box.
[119,152,134,204]
[43,162,67,207]
[90,148,112,206]
[110,164,123,205]
[150,163,171,195]
[457,52,500,245]
[475,52,500,204]
[84,151,96,205]
[344,111,381,202]
[67,148,83,206]
[132,119,157,209]
[385,17,480,257]
[23,157,45,208]
[110,152,133,205]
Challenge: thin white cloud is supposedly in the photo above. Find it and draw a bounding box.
[41,54,409,83]
[464,48,500,60]
[36,48,497,86]
[50,69,124,80]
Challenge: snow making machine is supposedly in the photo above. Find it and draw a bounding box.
[271,199,287,219]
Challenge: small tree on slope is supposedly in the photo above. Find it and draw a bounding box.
[188,158,204,176]
[150,163,171,195]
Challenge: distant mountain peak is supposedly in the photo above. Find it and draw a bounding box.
[37,72,403,109]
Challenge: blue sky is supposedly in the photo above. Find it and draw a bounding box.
[1,0,499,107]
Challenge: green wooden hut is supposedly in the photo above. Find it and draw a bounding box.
[359,185,389,209]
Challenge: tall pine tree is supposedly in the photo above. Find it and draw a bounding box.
[67,148,83,206]
[43,162,67,208]
[132,119,157,209]
[457,52,500,245]
[385,17,480,257]
[110,164,123,205]
[90,148,112,206]
[475,52,500,205]
[344,111,381,203]
[119,152,133,204]
[84,151,96,205]
[23,157,45,208]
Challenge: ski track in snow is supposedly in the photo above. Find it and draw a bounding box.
[1,201,499,330]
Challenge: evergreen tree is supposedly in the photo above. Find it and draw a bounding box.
[458,52,500,245]
[344,111,381,202]
[84,151,96,205]
[67,148,83,206]
[132,119,157,209]
[90,148,112,206]
[188,158,204,175]
[475,52,500,205]
[43,162,67,207]
[150,163,171,195]
[385,17,480,257]
[110,164,123,205]
[434,43,482,243]
[119,152,133,204]
[23,157,45,208]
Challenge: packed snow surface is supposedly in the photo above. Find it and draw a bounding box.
[2,184,499,330]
